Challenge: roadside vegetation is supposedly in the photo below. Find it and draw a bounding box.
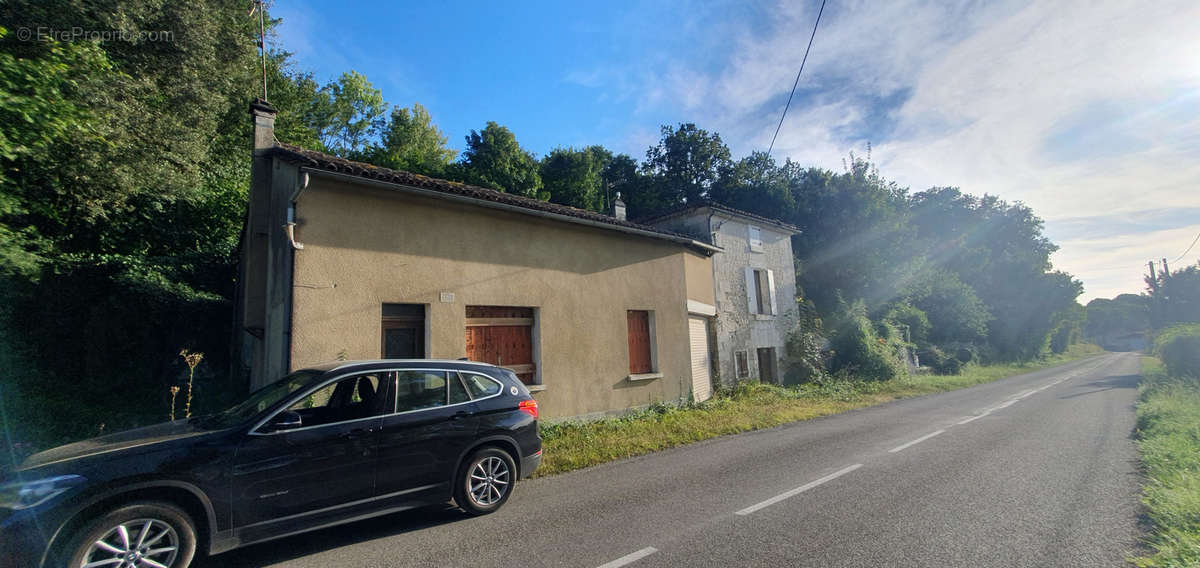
[1135,325,1200,567]
[535,343,1102,477]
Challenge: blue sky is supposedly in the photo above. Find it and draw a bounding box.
[273,0,1200,302]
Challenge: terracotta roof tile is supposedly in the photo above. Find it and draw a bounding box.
[269,143,713,250]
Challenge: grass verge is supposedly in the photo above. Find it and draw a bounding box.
[1134,356,1200,567]
[534,343,1104,477]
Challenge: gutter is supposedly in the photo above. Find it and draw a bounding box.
[300,167,723,256]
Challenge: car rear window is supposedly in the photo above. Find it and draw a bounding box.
[460,372,502,398]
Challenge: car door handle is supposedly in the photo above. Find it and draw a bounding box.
[449,411,469,421]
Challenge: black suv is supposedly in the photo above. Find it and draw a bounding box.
[0,360,542,568]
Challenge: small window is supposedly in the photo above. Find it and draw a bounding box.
[746,268,777,316]
[735,351,750,379]
[449,373,472,404]
[460,372,503,399]
[748,225,763,252]
[395,370,448,412]
[286,373,389,428]
[627,310,655,374]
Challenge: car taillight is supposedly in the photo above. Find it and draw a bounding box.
[518,399,538,419]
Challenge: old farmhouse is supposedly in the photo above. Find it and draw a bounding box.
[235,101,721,420]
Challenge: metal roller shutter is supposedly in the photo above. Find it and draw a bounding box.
[689,316,712,402]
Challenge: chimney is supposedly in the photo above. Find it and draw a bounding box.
[612,192,627,221]
[250,98,277,152]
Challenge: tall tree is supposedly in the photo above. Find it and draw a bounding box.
[363,103,456,176]
[540,146,612,212]
[709,151,797,219]
[457,122,543,199]
[643,123,732,208]
[310,71,388,157]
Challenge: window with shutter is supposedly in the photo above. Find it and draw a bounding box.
[627,310,654,374]
[748,225,763,252]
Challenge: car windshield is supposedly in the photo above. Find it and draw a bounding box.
[198,371,321,428]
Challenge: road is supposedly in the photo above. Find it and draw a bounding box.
[210,351,1146,567]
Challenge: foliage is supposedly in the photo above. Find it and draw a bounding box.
[1147,263,1200,330]
[456,121,544,199]
[884,303,931,345]
[540,145,612,212]
[1085,293,1149,345]
[908,271,992,346]
[783,325,827,384]
[362,102,456,176]
[828,301,907,381]
[1134,356,1200,566]
[1154,324,1200,379]
[641,123,732,212]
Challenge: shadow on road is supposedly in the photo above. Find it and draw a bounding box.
[197,504,469,567]
[1057,374,1140,400]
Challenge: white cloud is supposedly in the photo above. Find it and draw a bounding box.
[585,0,1200,301]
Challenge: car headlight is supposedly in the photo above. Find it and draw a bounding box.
[0,475,86,510]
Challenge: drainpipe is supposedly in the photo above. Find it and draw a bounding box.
[284,172,309,250]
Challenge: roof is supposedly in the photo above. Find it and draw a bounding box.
[268,143,720,255]
[639,202,802,235]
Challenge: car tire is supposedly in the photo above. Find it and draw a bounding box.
[61,501,197,568]
[455,447,517,516]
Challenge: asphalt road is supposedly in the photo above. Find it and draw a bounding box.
[208,351,1146,567]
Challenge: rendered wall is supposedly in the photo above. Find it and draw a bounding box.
[287,174,713,419]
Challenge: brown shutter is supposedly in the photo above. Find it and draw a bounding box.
[627,310,652,374]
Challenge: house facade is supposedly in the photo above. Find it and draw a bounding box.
[236,101,720,419]
[646,205,801,386]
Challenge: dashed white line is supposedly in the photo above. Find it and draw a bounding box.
[596,547,658,568]
[735,464,863,516]
[992,399,1018,410]
[888,429,946,453]
[957,413,988,425]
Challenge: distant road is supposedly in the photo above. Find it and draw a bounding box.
[212,352,1145,567]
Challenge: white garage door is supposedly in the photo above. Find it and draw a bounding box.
[688,316,712,402]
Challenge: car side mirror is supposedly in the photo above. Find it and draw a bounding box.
[265,410,303,432]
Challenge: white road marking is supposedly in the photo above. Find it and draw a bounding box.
[735,464,863,516]
[957,413,988,425]
[1014,389,1037,399]
[888,430,946,453]
[992,399,1018,410]
[596,547,658,568]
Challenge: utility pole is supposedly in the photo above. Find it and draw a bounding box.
[1148,260,1158,291]
[1162,258,1170,279]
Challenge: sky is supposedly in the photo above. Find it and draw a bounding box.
[272,0,1200,303]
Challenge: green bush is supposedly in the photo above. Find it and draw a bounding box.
[829,302,906,381]
[783,327,826,384]
[917,345,965,375]
[1155,324,1200,379]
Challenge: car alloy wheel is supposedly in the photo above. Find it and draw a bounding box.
[469,455,510,507]
[81,518,180,568]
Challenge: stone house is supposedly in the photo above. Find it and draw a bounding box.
[235,101,721,419]
[645,204,801,386]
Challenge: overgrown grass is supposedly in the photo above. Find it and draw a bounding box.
[1134,356,1200,567]
[535,343,1104,477]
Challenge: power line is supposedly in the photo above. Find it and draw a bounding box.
[766,0,828,158]
[1171,228,1200,263]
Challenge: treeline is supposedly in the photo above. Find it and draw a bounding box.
[0,1,1083,450]
[1085,262,1200,349]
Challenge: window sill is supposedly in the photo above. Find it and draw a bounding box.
[527,384,547,392]
[627,372,663,382]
